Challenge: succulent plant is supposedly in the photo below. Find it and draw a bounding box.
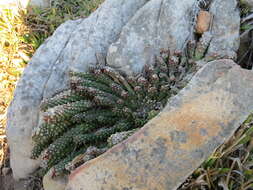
[30,49,198,177]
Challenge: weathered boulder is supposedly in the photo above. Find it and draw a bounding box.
[206,0,240,60]
[107,0,196,75]
[66,60,253,190]
[7,0,150,180]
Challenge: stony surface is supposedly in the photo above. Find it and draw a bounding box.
[107,0,196,75]
[66,60,253,190]
[43,169,68,190]
[206,0,240,60]
[195,11,211,34]
[7,0,242,182]
[7,0,150,180]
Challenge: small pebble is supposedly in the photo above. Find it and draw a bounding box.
[196,10,211,34]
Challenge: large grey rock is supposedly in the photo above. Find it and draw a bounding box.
[206,0,240,59]
[7,0,150,180]
[107,0,196,75]
[66,60,253,190]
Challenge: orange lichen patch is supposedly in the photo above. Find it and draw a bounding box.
[147,90,234,152]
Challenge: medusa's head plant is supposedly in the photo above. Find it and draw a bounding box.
[30,49,198,178]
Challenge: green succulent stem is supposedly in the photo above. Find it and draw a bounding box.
[31,50,196,177]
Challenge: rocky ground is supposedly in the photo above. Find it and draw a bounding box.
[1,0,253,190]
